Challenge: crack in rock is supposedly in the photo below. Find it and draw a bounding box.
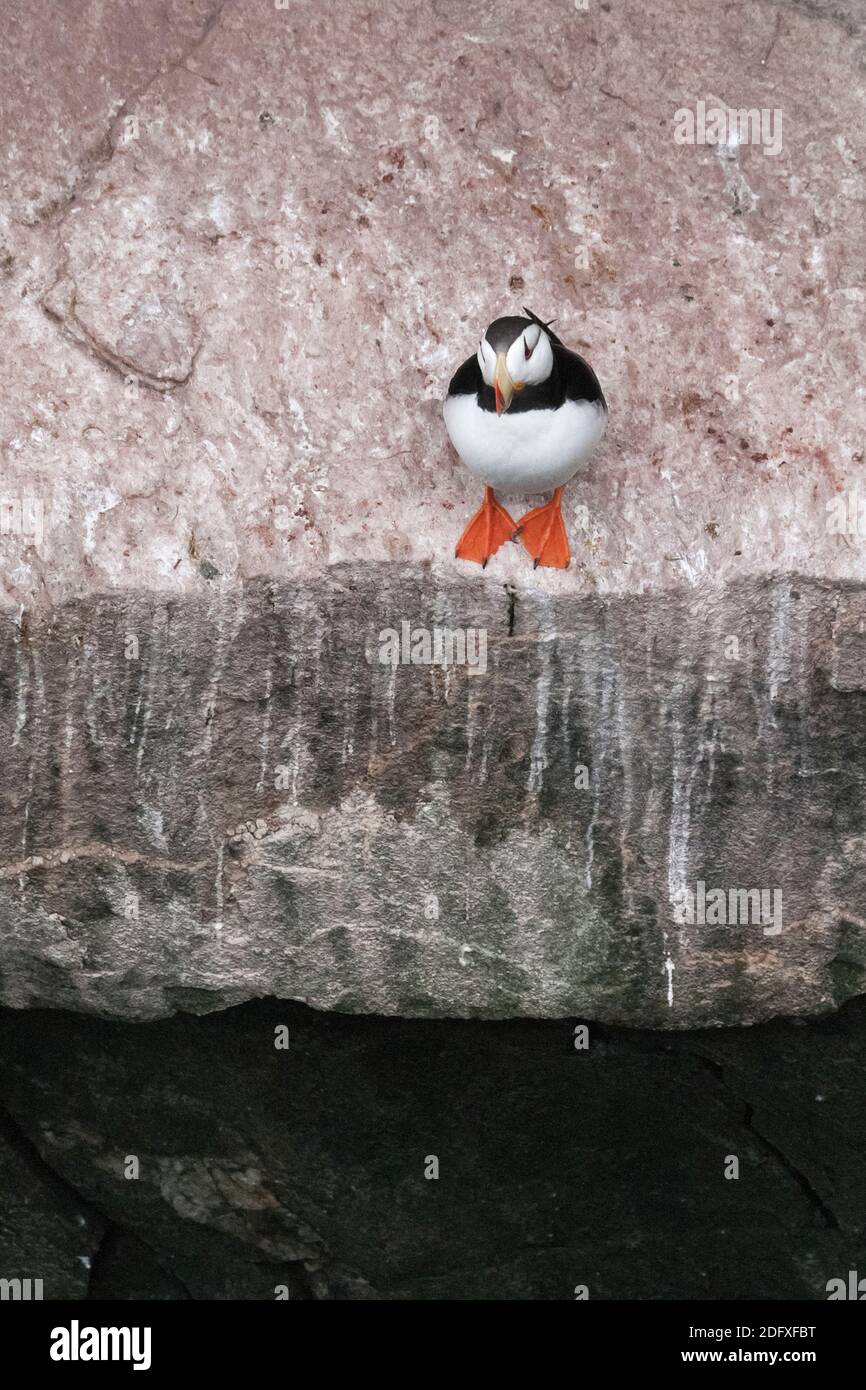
[698,1055,841,1229]
[741,1101,841,1230]
[30,0,229,231]
[41,274,201,391]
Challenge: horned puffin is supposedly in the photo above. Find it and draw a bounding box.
[443,308,607,569]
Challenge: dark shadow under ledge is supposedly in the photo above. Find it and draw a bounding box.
[0,995,863,1300]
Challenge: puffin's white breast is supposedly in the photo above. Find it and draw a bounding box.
[443,393,607,494]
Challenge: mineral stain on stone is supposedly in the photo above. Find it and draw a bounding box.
[0,576,865,1026]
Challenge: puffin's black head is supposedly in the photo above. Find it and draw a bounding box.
[484,316,532,353]
[477,309,556,413]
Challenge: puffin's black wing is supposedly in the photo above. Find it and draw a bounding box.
[447,353,484,397]
[554,344,606,410]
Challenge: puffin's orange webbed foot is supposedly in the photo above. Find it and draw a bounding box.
[455,486,517,568]
[515,486,570,569]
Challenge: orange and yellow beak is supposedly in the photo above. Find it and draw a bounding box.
[494,352,524,414]
[494,352,513,414]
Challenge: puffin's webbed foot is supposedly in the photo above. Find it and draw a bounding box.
[515,486,570,569]
[455,486,517,568]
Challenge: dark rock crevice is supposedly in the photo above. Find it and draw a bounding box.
[695,1055,840,1230]
[1,996,863,1300]
[741,1102,840,1232]
[87,1226,194,1300]
[0,1096,198,1299]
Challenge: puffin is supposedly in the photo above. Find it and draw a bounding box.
[443,308,607,568]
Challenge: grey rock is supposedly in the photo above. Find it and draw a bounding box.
[1,0,865,1027]
[1,574,866,1026]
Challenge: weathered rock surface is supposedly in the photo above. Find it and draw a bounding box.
[2,574,866,1026]
[1,1,865,1026]
[0,997,862,1300]
[0,0,865,604]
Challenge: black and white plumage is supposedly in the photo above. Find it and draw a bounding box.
[443,309,608,568]
[444,308,607,493]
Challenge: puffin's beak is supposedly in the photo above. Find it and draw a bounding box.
[494,352,515,415]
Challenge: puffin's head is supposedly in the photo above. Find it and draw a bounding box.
[476,312,554,414]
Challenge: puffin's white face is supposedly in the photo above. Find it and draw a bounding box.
[476,319,554,414]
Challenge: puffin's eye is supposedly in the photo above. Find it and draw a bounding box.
[523,325,541,360]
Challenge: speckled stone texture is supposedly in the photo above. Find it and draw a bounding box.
[2,573,866,1026]
[1,0,865,1025]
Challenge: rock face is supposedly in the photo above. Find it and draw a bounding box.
[0,1118,104,1300]
[2,574,866,1026]
[0,997,862,1300]
[1,0,865,604]
[1,0,866,1027]
[1,4,865,1305]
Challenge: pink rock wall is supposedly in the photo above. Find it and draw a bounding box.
[1,0,864,607]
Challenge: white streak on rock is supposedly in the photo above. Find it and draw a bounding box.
[666,684,692,912]
[767,580,792,703]
[528,640,552,793]
[257,662,273,793]
[529,598,557,794]
[340,671,355,766]
[664,954,675,1008]
[584,666,615,890]
[386,663,398,747]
